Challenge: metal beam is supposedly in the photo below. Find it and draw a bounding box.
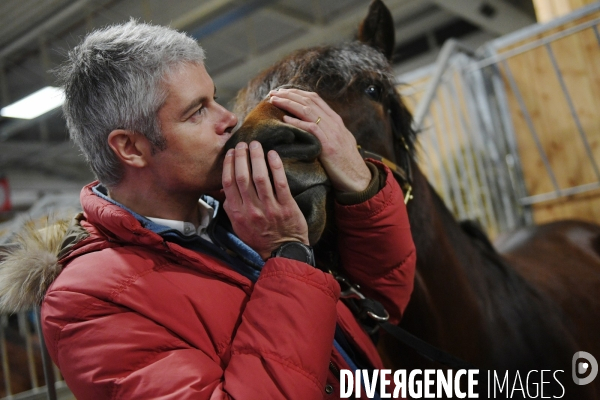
[0,108,62,142]
[266,4,320,28]
[432,0,535,36]
[0,0,91,61]
[213,0,422,98]
[171,0,240,30]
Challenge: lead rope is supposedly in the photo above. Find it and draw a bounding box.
[335,275,476,370]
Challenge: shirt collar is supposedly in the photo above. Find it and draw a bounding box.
[147,197,214,238]
[92,183,217,240]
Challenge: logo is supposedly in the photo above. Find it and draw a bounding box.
[572,351,598,385]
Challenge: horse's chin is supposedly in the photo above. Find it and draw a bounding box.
[293,183,330,245]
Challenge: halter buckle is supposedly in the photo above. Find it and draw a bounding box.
[335,275,390,324]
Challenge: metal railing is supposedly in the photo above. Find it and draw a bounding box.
[1,194,80,399]
[397,2,600,235]
[0,310,71,400]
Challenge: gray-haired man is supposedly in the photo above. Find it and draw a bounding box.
[0,20,415,399]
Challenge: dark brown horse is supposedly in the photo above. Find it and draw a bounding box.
[226,0,600,398]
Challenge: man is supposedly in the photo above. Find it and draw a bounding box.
[1,21,415,398]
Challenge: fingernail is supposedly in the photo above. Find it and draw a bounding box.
[226,149,234,156]
[235,142,247,150]
[268,151,278,160]
[249,141,259,150]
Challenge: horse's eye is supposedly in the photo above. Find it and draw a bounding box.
[365,85,382,101]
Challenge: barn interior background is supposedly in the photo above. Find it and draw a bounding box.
[0,0,598,398]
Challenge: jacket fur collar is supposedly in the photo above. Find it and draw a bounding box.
[0,214,88,313]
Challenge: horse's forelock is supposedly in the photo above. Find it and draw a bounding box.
[234,41,417,160]
[235,42,394,118]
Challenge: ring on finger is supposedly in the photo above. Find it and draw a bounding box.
[315,116,322,125]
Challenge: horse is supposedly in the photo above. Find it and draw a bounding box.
[226,0,600,398]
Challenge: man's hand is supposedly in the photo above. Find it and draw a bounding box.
[268,88,372,193]
[222,141,309,260]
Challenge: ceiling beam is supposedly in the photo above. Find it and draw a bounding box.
[213,0,423,98]
[431,0,535,36]
[0,141,78,167]
[0,108,62,142]
[0,0,92,62]
[265,4,319,28]
[171,0,239,30]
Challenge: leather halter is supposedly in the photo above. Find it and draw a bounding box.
[357,143,414,205]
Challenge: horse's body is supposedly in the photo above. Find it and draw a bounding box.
[228,1,600,398]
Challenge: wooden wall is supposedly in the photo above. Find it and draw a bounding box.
[534,0,599,22]
[497,8,600,225]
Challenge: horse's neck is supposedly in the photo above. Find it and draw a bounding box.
[405,174,493,359]
[404,169,570,368]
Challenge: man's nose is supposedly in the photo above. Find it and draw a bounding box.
[219,106,238,135]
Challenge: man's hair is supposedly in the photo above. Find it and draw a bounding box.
[57,20,205,187]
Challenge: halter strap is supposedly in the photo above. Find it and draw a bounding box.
[357,145,414,205]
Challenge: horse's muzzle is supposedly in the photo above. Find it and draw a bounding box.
[224,99,332,244]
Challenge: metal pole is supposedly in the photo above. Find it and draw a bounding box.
[441,77,474,219]
[34,309,56,400]
[433,97,467,219]
[469,65,515,233]
[1,315,12,396]
[500,59,563,197]
[545,42,600,182]
[413,39,476,130]
[423,108,453,207]
[487,52,533,227]
[446,68,488,227]
[470,17,600,71]
[457,67,498,233]
[18,312,39,389]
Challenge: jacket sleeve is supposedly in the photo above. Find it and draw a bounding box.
[42,258,339,400]
[334,160,416,324]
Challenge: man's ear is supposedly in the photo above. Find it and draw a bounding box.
[107,129,152,168]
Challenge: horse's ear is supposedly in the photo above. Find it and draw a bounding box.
[358,0,395,61]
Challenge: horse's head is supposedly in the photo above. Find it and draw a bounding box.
[224,97,331,246]
[226,0,417,248]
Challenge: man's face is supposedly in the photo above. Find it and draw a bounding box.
[150,62,237,196]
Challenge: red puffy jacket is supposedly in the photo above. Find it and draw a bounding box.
[42,162,416,399]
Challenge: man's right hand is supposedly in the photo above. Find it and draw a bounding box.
[222,141,309,260]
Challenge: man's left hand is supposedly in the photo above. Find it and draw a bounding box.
[268,88,372,193]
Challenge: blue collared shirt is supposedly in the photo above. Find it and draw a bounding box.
[92,183,263,280]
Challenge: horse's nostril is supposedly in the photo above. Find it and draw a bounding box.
[262,124,322,162]
[227,121,322,162]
